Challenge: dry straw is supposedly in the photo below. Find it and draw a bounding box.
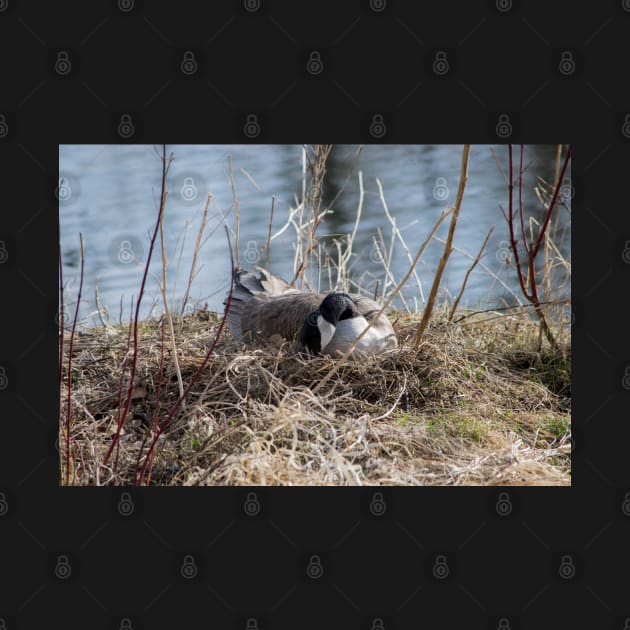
[60,144,571,486]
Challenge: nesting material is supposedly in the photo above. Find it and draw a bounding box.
[60,307,570,486]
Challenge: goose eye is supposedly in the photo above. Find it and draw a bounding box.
[306,311,319,326]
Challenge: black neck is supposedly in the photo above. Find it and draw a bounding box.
[298,312,322,353]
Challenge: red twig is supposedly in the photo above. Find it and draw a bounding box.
[506,146,527,299]
[518,145,529,255]
[103,145,173,468]
[503,144,571,351]
[137,226,236,485]
[58,245,64,390]
[112,298,134,477]
[64,233,84,485]
[133,319,166,484]
[532,145,571,257]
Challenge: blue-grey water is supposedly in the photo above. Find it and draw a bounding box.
[59,145,570,327]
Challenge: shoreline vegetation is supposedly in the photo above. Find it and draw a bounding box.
[61,307,570,485]
[59,144,571,486]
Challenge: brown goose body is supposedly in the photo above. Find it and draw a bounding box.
[225,268,397,355]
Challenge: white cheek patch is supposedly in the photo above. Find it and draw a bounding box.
[335,317,388,352]
[317,314,336,350]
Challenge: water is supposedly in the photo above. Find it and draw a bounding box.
[59,145,570,327]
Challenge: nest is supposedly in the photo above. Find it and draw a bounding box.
[60,308,571,486]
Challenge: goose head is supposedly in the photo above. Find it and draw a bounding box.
[300,292,358,354]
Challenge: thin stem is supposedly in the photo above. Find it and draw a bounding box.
[159,189,184,402]
[134,320,166,484]
[312,207,453,396]
[138,225,236,484]
[377,178,425,304]
[58,243,64,390]
[448,225,494,322]
[265,195,275,270]
[103,145,173,467]
[518,145,530,255]
[182,194,211,316]
[532,146,571,258]
[228,156,240,270]
[64,233,84,485]
[412,144,471,351]
[507,145,528,299]
[112,297,134,476]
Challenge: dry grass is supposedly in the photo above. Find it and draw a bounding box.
[60,306,570,486]
[60,144,570,486]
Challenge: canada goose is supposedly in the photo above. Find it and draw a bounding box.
[225,268,397,356]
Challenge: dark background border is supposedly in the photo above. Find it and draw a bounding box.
[0,1,627,628]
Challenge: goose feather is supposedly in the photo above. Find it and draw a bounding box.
[226,268,397,355]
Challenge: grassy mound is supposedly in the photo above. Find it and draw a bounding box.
[60,307,570,486]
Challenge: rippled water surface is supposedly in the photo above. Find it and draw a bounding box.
[59,144,570,326]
